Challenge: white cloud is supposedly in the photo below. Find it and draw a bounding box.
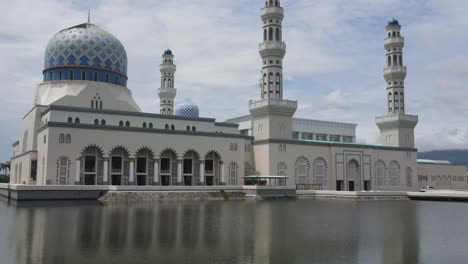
[1,0,468,161]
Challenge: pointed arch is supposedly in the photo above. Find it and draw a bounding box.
[81,145,104,185]
[135,147,155,186]
[228,161,239,185]
[388,160,400,186]
[313,157,327,187]
[374,160,386,188]
[277,161,287,177]
[295,156,310,188]
[59,133,65,144]
[160,148,179,186]
[110,146,131,185]
[204,150,222,186]
[65,134,71,144]
[346,159,360,191]
[268,27,273,41]
[56,156,71,185]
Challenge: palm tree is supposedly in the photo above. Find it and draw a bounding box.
[5,161,10,176]
[0,162,5,176]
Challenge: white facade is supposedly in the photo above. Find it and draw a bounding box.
[9,2,468,191]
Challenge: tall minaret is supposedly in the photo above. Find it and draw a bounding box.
[158,49,177,115]
[249,0,297,141]
[376,19,418,148]
[259,0,285,99]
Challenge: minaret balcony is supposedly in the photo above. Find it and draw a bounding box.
[383,66,407,80]
[261,6,284,20]
[384,37,404,49]
[259,42,286,57]
[159,64,176,71]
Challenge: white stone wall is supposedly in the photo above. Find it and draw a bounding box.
[254,141,419,191]
[417,163,468,190]
[40,125,248,186]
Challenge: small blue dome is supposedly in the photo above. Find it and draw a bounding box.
[43,23,128,87]
[164,49,173,55]
[176,104,199,118]
[388,19,400,26]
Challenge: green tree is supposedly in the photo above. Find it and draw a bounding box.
[0,162,5,175]
[5,161,10,176]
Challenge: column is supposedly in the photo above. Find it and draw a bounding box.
[75,159,81,185]
[103,159,109,185]
[220,162,225,185]
[154,160,159,184]
[200,160,205,185]
[177,160,182,185]
[129,160,135,185]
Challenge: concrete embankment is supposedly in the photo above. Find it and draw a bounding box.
[297,190,409,201]
[99,191,245,202]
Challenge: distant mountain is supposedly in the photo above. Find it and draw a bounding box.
[418,150,468,168]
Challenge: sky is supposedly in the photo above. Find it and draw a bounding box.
[1,0,468,162]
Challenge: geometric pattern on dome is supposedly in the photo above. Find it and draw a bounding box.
[44,23,128,76]
[176,104,200,118]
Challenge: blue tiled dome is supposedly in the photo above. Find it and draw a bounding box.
[163,49,173,55]
[388,19,400,26]
[176,104,200,118]
[43,23,128,87]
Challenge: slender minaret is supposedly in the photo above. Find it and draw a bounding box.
[376,19,418,148]
[158,49,177,115]
[259,0,285,99]
[249,0,297,141]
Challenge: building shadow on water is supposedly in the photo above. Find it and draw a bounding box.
[3,200,422,264]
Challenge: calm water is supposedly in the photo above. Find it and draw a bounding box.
[0,199,467,264]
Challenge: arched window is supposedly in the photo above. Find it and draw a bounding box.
[171,125,175,130]
[119,121,124,127]
[387,56,391,67]
[99,101,103,109]
[192,126,196,132]
[56,156,70,185]
[264,29,267,41]
[59,133,65,144]
[374,160,386,187]
[275,0,279,6]
[94,119,99,125]
[81,71,86,80]
[388,161,400,186]
[149,123,153,129]
[295,157,310,187]
[230,143,234,151]
[65,134,71,144]
[93,72,98,81]
[269,0,273,6]
[392,31,396,37]
[388,32,391,38]
[74,118,80,124]
[187,126,191,131]
[101,119,106,125]
[277,162,287,177]
[399,55,403,66]
[268,27,273,41]
[313,158,327,187]
[58,71,62,80]
[67,117,73,123]
[276,28,281,41]
[125,121,130,127]
[165,124,169,130]
[406,167,412,187]
[69,71,74,80]
[228,162,239,185]
[393,55,398,66]
[143,122,147,128]
[91,100,94,109]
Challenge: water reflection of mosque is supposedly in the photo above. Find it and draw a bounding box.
[8,201,420,264]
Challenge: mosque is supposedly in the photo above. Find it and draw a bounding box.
[9,1,468,191]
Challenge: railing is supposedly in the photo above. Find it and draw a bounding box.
[296,184,323,190]
[259,42,286,51]
[384,37,404,46]
[375,114,418,123]
[383,66,406,73]
[249,98,297,110]
[260,6,284,17]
